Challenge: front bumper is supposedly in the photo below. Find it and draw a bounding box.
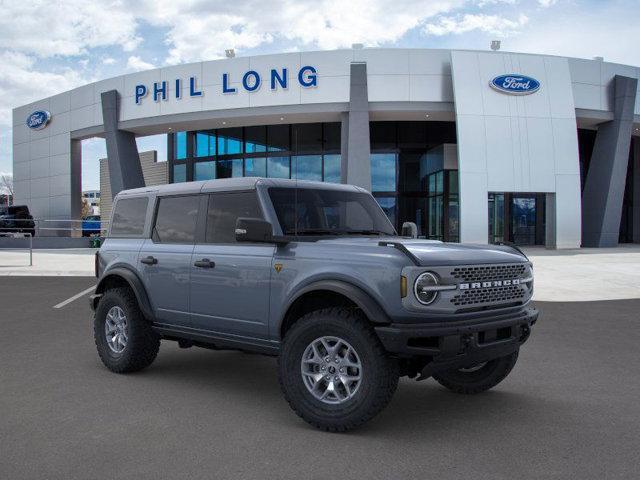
[375,306,538,374]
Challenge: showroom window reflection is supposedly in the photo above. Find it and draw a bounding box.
[169,123,341,184]
[368,121,459,242]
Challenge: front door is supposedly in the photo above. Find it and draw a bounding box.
[189,191,274,339]
[139,194,200,325]
[510,195,537,245]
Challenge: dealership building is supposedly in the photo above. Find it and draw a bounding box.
[11,48,640,247]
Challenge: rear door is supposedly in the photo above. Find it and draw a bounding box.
[139,194,201,326]
[189,191,274,339]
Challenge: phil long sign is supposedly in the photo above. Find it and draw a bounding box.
[490,74,540,95]
[135,66,318,105]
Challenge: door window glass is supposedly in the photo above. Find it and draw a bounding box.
[206,192,263,243]
[110,197,148,237]
[511,197,536,245]
[153,195,200,244]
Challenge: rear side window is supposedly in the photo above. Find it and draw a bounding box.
[110,197,148,237]
[153,195,200,244]
[206,192,262,243]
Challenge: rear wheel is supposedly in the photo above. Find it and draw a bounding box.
[278,307,399,432]
[432,350,519,394]
[94,287,160,373]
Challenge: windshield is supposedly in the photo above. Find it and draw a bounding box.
[268,187,396,236]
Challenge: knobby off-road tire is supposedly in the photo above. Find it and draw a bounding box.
[94,287,160,373]
[278,307,399,432]
[433,350,519,394]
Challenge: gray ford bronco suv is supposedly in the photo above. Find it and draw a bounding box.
[91,177,538,431]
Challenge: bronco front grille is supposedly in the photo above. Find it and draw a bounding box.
[451,264,527,283]
[451,285,526,307]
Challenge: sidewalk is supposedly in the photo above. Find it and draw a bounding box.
[0,248,96,276]
[1,245,639,301]
[522,244,640,301]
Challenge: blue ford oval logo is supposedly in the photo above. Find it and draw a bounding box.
[26,110,51,130]
[490,74,540,95]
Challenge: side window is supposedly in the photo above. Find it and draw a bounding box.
[206,192,263,243]
[152,195,200,244]
[110,197,148,237]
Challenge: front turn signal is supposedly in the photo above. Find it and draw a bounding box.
[400,276,407,298]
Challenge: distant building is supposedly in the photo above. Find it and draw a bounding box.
[82,189,100,215]
[0,193,12,207]
[99,150,168,228]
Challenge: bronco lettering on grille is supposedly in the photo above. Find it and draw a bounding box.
[459,279,521,290]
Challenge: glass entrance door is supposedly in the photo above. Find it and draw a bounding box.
[489,193,546,246]
[510,195,537,245]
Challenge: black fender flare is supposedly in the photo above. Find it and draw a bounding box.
[93,267,155,322]
[281,279,391,330]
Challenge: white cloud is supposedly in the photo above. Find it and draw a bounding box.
[424,13,529,36]
[0,0,141,57]
[538,0,558,7]
[135,0,465,64]
[507,10,640,66]
[0,51,86,125]
[102,57,116,65]
[126,56,156,72]
[0,51,89,172]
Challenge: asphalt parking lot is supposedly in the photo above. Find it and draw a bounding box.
[1,277,639,479]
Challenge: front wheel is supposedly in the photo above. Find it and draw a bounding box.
[432,350,519,394]
[94,287,160,373]
[278,308,399,432]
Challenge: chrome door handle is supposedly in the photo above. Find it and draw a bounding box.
[194,259,215,268]
[140,256,158,265]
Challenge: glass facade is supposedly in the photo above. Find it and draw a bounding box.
[169,123,341,183]
[168,120,464,242]
[369,121,459,241]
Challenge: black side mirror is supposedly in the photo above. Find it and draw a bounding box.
[235,217,274,243]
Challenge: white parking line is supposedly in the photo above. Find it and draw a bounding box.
[53,285,96,309]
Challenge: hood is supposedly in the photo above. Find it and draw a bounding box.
[315,237,528,266]
[394,239,527,266]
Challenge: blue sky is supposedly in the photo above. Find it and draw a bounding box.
[1,0,638,191]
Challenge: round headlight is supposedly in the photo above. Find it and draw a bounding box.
[414,272,439,305]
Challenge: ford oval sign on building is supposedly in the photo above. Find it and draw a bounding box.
[490,74,540,95]
[26,110,51,130]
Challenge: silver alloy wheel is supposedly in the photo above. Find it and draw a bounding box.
[300,336,363,405]
[105,306,128,354]
[458,362,488,373]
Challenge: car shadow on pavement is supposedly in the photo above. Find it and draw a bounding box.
[126,344,565,436]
